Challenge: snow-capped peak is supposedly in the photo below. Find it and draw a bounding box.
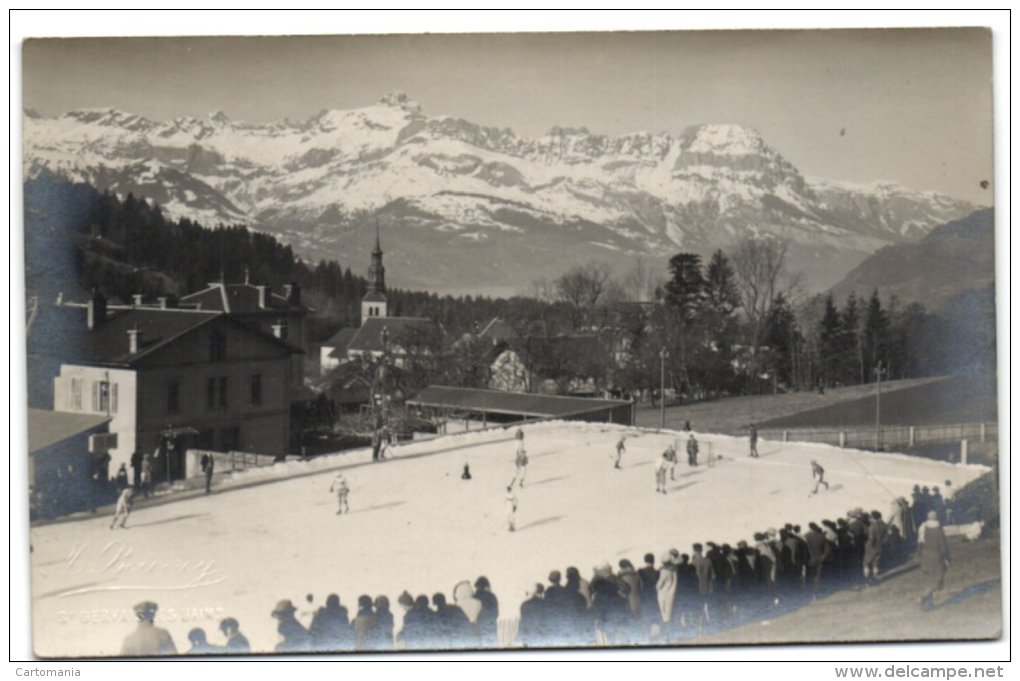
[379,91,421,112]
[684,123,769,156]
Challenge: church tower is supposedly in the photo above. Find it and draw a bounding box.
[361,223,388,325]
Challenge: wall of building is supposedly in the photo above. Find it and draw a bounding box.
[53,367,137,471]
[135,319,292,460]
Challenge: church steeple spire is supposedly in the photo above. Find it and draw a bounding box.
[367,221,386,294]
[361,221,388,325]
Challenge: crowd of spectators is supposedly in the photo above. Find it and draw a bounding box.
[120,483,967,655]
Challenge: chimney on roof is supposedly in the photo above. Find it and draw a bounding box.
[127,326,143,354]
[271,319,288,339]
[256,285,271,309]
[86,291,107,330]
[132,294,144,307]
[55,292,63,305]
[282,282,301,307]
[157,295,177,310]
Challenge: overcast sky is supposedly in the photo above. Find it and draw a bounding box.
[22,28,993,204]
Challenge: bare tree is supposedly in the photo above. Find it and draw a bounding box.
[555,261,617,330]
[620,257,660,302]
[729,235,802,387]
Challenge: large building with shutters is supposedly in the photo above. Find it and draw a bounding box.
[29,294,302,481]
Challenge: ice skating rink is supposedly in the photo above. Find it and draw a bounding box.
[29,422,987,657]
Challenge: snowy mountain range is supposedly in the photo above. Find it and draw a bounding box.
[23,92,980,296]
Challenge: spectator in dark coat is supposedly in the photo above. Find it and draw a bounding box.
[863,510,888,585]
[309,594,351,651]
[372,595,394,650]
[917,510,951,610]
[617,559,642,619]
[691,544,715,627]
[352,595,378,651]
[517,584,547,647]
[271,599,312,653]
[636,553,661,624]
[474,576,500,646]
[804,522,832,599]
[186,628,220,655]
[591,565,633,644]
[218,617,250,654]
[930,487,946,524]
[397,593,435,650]
[564,567,594,643]
[432,592,471,649]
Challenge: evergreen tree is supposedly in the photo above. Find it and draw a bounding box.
[839,292,863,384]
[863,290,890,379]
[818,295,842,387]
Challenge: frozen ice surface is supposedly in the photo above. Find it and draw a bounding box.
[29,422,987,657]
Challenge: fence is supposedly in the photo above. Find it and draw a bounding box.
[759,422,997,452]
[185,448,277,478]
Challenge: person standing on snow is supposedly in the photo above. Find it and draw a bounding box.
[509,428,528,488]
[917,510,951,610]
[505,486,519,532]
[329,472,350,515]
[749,425,759,458]
[654,451,670,494]
[686,435,699,467]
[614,436,626,469]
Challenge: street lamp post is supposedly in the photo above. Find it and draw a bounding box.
[874,361,886,451]
[659,347,669,429]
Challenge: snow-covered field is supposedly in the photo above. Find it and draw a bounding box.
[29,422,987,657]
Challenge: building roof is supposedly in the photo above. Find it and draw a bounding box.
[323,328,359,356]
[479,317,516,342]
[28,409,110,453]
[407,385,631,419]
[361,291,387,303]
[179,282,311,314]
[29,304,301,367]
[347,317,437,353]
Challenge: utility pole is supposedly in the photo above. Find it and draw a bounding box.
[659,346,669,429]
[874,361,886,451]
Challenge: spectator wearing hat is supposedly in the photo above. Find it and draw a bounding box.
[352,595,378,651]
[804,522,832,600]
[655,552,679,630]
[930,487,946,524]
[517,584,547,647]
[637,553,661,625]
[186,628,219,655]
[917,510,951,610]
[372,596,394,650]
[121,601,177,656]
[691,543,715,628]
[272,599,311,653]
[431,592,472,648]
[310,594,351,651]
[397,594,434,650]
[863,510,888,586]
[474,576,500,646]
[219,617,250,654]
[548,569,587,645]
[617,559,641,619]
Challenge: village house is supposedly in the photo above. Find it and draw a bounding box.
[29,292,302,481]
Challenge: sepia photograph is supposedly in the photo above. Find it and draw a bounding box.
[12,12,1007,666]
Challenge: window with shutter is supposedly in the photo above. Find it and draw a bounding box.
[111,383,119,414]
[91,382,100,411]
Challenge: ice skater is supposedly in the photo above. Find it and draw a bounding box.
[749,425,759,458]
[330,472,350,515]
[614,436,627,469]
[810,460,830,495]
[110,486,135,529]
[509,429,528,488]
[505,486,518,532]
[664,444,678,480]
[655,451,671,494]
